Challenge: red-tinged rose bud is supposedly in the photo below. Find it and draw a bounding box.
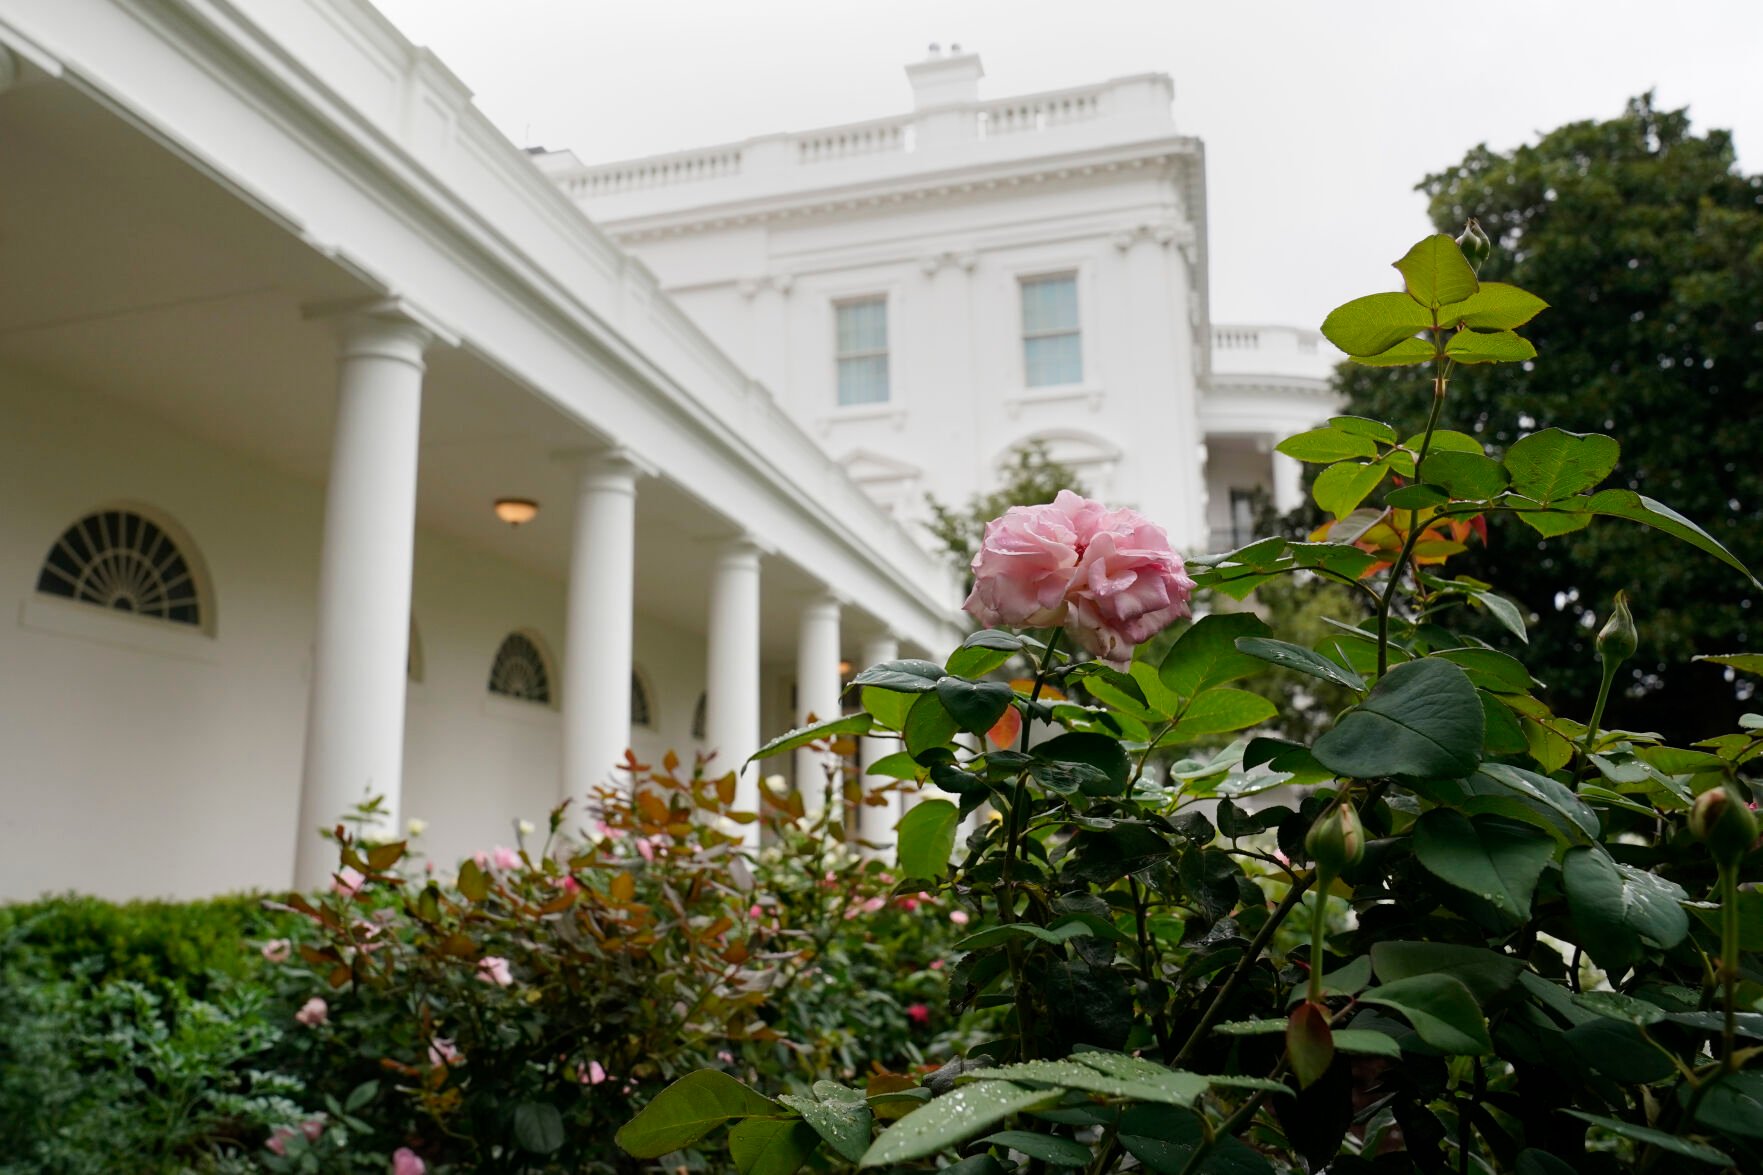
[1596,591,1638,667]
[1287,1001,1335,1089]
[1690,785,1759,867]
[1456,218,1492,272]
[1306,801,1364,876]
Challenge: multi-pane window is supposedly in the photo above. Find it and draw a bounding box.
[835,297,890,406]
[1020,273,1083,387]
[1229,489,1257,547]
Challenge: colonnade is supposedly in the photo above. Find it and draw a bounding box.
[291,307,905,889]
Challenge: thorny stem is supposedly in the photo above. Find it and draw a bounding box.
[1172,871,1316,1067]
[1375,350,1453,676]
[1001,629,1063,1060]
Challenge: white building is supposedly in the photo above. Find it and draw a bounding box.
[0,0,961,900]
[535,48,1338,555]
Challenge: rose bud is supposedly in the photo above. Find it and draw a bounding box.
[1596,591,1637,667]
[1456,218,1492,272]
[1689,785,1759,867]
[1305,801,1364,877]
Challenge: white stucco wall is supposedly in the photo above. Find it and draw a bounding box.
[0,367,710,900]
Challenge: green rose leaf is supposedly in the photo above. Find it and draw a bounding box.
[1587,489,1761,588]
[1434,648,1535,694]
[1692,1070,1763,1140]
[1170,688,1278,740]
[729,1118,821,1175]
[616,1070,780,1158]
[1384,483,1449,510]
[1419,450,1508,500]
[1312,657,1484,780]
[777,1083,872,1163]
[1320,291,1433,356]
[864,751,922,780]
[1503,429,1620,503]
[896,799,959,881]
[1159,612,1273,700]
[1330,1029,1403,1059]
[861,686,916,733]
[1329,415,1399,443]
[1234,637,1366,692]
[1036,732,1132,795]
[749,713,874,763]
[1275,428,1380,464]
[1460,763,1600,842]
[935,678,1015,736]
[972,1055,1213,1107]
[1444,329,1537,365]
[1515,1150,1578,1175]
[1313,460,1390,518]
[860,1081,1061,1165]
[1562,844,1690,971]
[513,1102,566,1154]
[1561,1111,1733,1167]
[1359,973,1494,1054]
[904,691,959,760]
[1695,652,1763,677]
[977,1131,1092,1167]
[1393,234,1479,309]
[1350,336,1438,367]
[1369,940,1525,1006]
[1413,810,1555,922]
[946,630,1022,678]
[1435,282,1549,331]
[851,659,946,693]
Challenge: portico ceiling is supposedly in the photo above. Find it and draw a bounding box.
[0,76,886,661]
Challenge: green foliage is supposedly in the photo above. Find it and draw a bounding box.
[925,441,1088,570]
[1338,92,1763,742]
[623,219,1763,1175]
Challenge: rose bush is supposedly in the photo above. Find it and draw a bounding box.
[620,227,1763,1173]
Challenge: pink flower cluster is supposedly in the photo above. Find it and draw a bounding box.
[266,1118,324,1155]
[963,490,1194,661]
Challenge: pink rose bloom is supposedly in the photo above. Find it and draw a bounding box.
[331,866,366,898]
[898,897,920,912]
[301,1119,325,1142]
[266,1127,294,1155]
[580,1059,609,1085]
[492,845,520,871]
[963,490,1193,661]
[560,875,582,893]
[428,1036,462,1067]
[476,955,514,986]
[906,1002,931,1026]
[261,938,292,964]
[929,958,944,970]
[949,909,970,926]
[295,997,328,1027]
[392,1147,426,1175]
[861,896,887,914]
[748,904,764,919]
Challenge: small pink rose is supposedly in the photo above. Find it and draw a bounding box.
[635,838,656,863]
[906,1002,931,1026]
[749,904,764,919]
[266,1127,294,1155]
[861,896,886,914]
[295,997,328,1027]
[586,1059,608,1085]
[718,1050,736,1064]
[392,1147,426,1175]
[560,875,582,893]
[492,845,520,871]
[898,897,920,912]
[261,938,292,964]
[428,1036,462,1067]
[301,1118,325,1142]
[949,909,970,926]
[476,955,513,987]
[929,959,944,970]
[331,866,366,898]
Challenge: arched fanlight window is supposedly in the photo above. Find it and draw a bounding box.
[691,692,708,741]
[36,508,205,628]
[488,631,553,705]
[631,668,655,728]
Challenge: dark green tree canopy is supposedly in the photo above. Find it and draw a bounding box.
[1337,94,1763,740]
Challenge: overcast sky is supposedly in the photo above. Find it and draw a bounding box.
[373,0,1761,330]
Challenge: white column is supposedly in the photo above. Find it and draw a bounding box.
[295,312,431,890]
[705,539,764,840]
[856,632,900,850]
[561,449,648,807]
[1271,445,1306,517]
[794,593,844,822]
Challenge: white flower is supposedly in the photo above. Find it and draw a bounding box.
[517,819,536,836]
[406,818,428,837]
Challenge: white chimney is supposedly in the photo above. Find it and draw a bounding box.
[905,47,983,110]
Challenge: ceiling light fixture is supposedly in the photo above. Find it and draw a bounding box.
[494,498,540,527]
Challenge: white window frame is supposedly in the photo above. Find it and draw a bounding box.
[832,293,893,408]
[1018,270,1085,390]
[1000,256,1098,401]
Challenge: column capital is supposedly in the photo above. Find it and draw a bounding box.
[795,588,848,615]
[303,296,460,354]
[554,444,658,487]
[701,533,775,566]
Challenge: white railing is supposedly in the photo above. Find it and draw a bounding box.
[797,119,909,163]
[978,87,1103,137]
[561,148,743,198]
